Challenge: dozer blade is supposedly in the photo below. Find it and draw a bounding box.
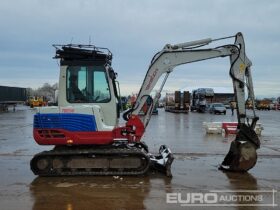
[220,124,260,172]
[149,145,174,177]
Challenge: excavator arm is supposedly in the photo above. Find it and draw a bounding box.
[123,32,260,172]
[128,42,236,127]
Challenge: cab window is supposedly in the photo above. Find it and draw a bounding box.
[66,66,111,103]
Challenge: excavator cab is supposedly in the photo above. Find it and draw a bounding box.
[55,45,120,127]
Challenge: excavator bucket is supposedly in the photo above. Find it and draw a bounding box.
[220,124,260,172]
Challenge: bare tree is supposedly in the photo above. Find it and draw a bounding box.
[30,83,58,102]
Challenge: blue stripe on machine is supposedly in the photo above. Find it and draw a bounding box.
[34,113,97,132]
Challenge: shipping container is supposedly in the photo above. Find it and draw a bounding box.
[0,86,27,102]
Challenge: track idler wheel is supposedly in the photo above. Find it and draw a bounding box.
[220,124,260,172]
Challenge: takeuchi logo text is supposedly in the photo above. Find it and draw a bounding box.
[145,68,159,91]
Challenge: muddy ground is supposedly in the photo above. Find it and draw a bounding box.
[0,106,279,210]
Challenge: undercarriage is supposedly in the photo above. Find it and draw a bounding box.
[30,143,174,177]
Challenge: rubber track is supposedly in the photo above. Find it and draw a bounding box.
[30,146,150,176]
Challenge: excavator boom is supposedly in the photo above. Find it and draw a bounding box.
[124,32,260,172]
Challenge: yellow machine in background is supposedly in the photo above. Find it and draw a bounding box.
[256,99,271,110]
[29,96,47,108]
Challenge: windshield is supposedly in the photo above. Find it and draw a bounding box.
[66,66,111,103]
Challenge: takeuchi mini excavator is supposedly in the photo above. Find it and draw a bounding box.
[31,32,260,176]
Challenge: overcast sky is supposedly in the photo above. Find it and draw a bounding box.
[0,0,279,98]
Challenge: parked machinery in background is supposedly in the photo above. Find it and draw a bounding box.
[29,96,47,108]
[255,99,272,110]
[129,94,158,115]
[245,99,254,109]
[165,91,190,113]
[191,88,214,113]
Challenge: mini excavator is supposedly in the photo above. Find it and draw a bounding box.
[31,32,260,176]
